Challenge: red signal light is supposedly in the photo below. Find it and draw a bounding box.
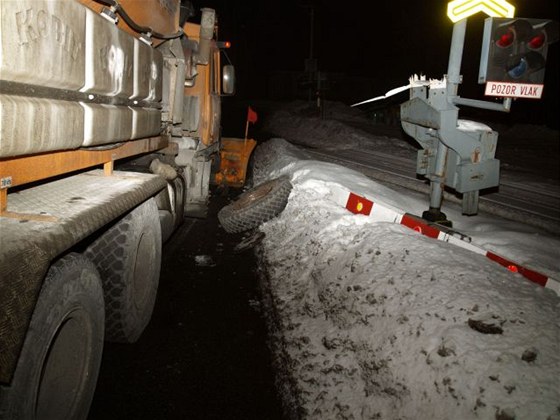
[216,41,231,49]
[528,33,545,49]
[507,264,519,273]
[497,30,514,47]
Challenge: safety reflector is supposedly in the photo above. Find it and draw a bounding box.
[401,214,440,239]
[486,252,548,286]
[346,193,373,216]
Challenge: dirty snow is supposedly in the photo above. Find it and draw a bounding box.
[248,102,560,419]
[194,255,216,267]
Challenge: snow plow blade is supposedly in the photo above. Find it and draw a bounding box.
[215,137,257,188]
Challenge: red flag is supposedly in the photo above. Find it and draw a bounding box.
[247,106,258,124]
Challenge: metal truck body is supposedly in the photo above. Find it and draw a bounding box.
[0,0,246,416]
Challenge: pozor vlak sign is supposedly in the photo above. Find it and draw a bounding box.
[485,81,542,99]
[478,17,559,99]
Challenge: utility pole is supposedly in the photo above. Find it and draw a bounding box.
[300,3,317,102]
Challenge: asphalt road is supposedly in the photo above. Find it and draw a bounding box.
[88,186,282,420]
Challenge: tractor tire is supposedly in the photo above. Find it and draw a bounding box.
[0,253,104,420]
[218,176,292,233]
[85,198,162,343]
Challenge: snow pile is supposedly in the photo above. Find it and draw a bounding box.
[264,101,417,156]
[254,138,560,419]
[265,109,368,150]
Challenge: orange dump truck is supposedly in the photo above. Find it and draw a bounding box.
[0,0,254,416]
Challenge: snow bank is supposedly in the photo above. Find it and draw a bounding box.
[263,101,417,157]
[254,138,560,420]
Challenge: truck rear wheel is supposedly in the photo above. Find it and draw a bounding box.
[218,176,292,233]
[0,253,105,419]
[85,198,162,343]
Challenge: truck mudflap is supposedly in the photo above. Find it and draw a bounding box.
[0,170,166,384]
[214,137,257,188]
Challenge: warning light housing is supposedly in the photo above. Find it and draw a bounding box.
[479,17,559,85]
[216,41,231,49]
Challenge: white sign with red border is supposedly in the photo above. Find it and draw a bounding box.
[485,81,544,99]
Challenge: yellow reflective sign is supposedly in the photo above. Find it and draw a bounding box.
[447,0,515,22]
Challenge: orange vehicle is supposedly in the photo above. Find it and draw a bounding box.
[0,0,253,417]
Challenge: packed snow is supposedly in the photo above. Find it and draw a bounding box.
[243,102,560,419]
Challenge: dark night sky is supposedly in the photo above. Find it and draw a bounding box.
[190,0,559,126]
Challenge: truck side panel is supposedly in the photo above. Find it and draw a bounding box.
[0,0,163,159]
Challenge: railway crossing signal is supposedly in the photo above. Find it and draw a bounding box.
[399,2,558,226]
[479,18,559,96]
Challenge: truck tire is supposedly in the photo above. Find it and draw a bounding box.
[85,198,162,343]
[0,253,104,420]
[218,176,292,233]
